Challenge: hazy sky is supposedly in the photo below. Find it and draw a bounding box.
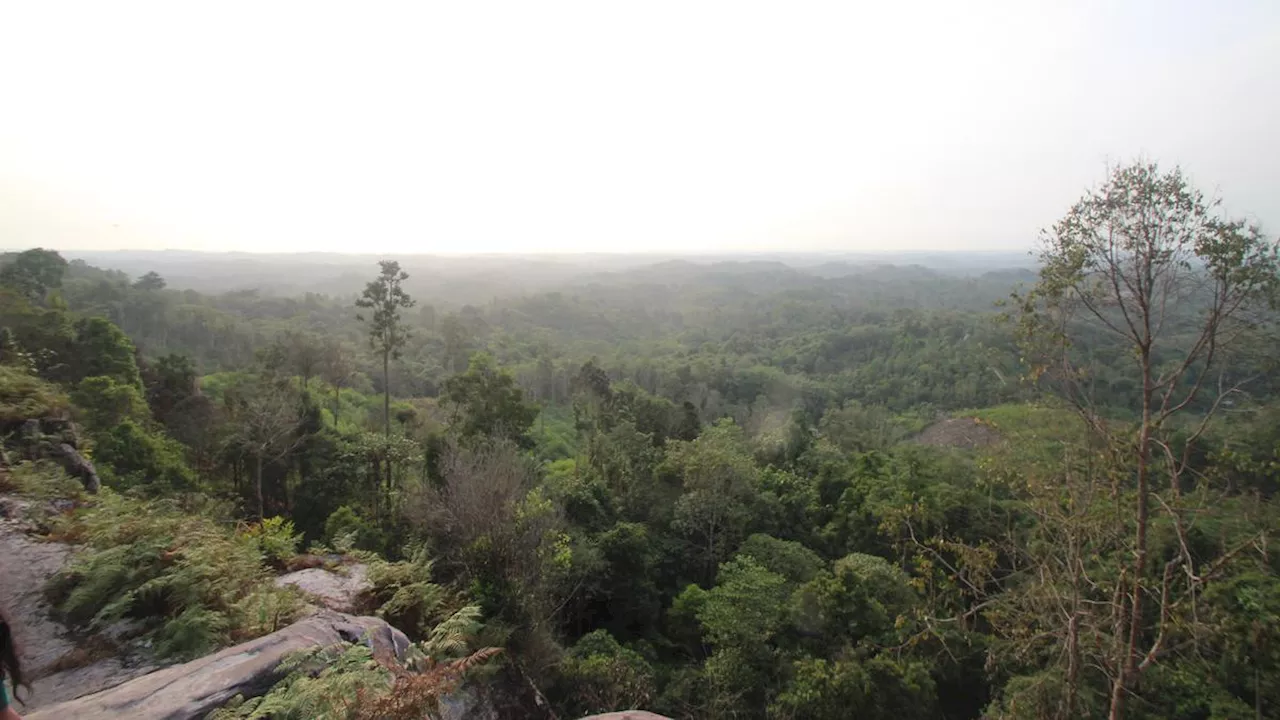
[1,1,1277,255]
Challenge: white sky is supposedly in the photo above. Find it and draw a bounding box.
[1,0,1277,254]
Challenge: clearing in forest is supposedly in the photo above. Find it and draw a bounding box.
[913,416,1002,450]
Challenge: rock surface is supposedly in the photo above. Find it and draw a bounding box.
[26,610,411,720]
[1,496,159,712]
[9,417,101,493]
[273,563,370,613]
[0,506,70,673]
[581,707,675,712]
[3,499,159,713]
[51,441,100,493]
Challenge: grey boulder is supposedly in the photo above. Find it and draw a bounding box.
[26,610,409,720]
[273,563,370,613]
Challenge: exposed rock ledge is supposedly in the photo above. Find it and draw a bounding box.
[26,610,409,720]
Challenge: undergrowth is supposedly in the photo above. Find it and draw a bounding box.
[46,489,305,659]
[0,364,68,424]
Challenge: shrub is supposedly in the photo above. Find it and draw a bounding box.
[323,505,384,553]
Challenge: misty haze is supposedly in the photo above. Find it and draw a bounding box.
[2,3,1279,720]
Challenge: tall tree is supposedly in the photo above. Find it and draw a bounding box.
[1019,162,1280,719]
[356,260,415,437]
[356,260,414,507]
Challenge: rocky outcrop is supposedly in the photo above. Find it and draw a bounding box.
[273,563,371,613]
[11,417,100,492]
[51,441,100,493]
[26,610,410,720]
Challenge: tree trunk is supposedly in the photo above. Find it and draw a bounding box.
[255,453,265,520]
[1256,665,1262,720]
[383,351,391,438]
[382,351,393,517]
[1109,364,1153,720]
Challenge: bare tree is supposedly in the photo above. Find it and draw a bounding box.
[1015,162,1279,718]
[318,340,357,422]
[403,440,568,674]
[229,374,307,519]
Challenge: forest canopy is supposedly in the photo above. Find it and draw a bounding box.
[2,163,1279,719]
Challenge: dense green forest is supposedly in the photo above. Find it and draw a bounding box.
[3,163,1280,719]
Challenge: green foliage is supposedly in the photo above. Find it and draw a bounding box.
[71,316,143,390]
[558,630,657,716]
[667,419,761,580]
[47,491,302,659]
[0,248,68,302]
[323,505,384,553]
[819,400,911,452]
[736,533,825,585]
[355,260,415,362]
[698,556,790,651]
[529,404,578,461]
[356,259,414,439]
[770,655,937,720]
[442,352,539,443]
[71,375,148,430]
[133,271,166,291]
[366,546,447,638]
[240,517,302,567]
[92,417,197,493]
[3,240,1275,719]
[795,553,917,646]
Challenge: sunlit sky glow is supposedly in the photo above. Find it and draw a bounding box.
[1,1,1277,255]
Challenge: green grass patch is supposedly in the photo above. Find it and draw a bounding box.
[0,364,68,424]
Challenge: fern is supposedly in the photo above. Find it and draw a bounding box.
[366,545,449,638]
[208,644,392,720]
[416,605,484,666]
[48,490,303,659]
